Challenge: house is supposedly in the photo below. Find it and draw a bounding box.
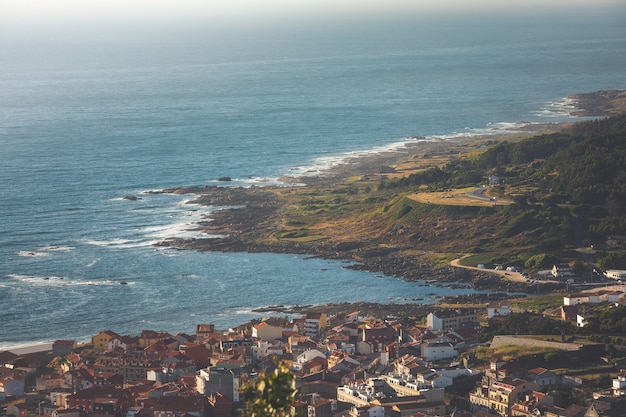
[304,313,328,338]
[139,330,171,349]
[605,270,626,280]
[195,324,215,344]
[359,326,398,354]
[421,341,456,362]
[427,310,480,331]
[526,368,558,388]
[613,374,626,397]
[207,392,233,417]
[564,294,589,306]
[64,367,94,391]
[92,330,121,352]
[561,305,579,322]
[50,408,81,417]
[0,351,18,367]
[153,393,207,417]
[510,391,554,417]
[180,343,213,368]
[595,290,624,303]
[196,367,239,403]
[52,340,77,357]
[552,263,574,278]
[94,356,161,382]
[371,396,446,417]
[252,321,283,341]
[296,349,326,366]
[93,372,124,387]
[487,301,511,319]
[67,386,134,415]
[35,373,66,391]
[106,335,138,353]
[0,374,25,400]
[470,377,539,417]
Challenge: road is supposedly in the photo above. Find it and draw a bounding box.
[450,256,528,283]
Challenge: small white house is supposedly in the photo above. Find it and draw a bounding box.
[552,263,574,278]
[613,374,626,397]
[605,270,626,280]
[564,294,588,306]
[421,341,456,362]
[487,301,511,319]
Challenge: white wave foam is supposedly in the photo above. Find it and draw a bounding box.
[7,273,131,287]
[40,245,74,252]
[17,251,49,257]
[533,97,579,118]
[83,238,137,247]
[86,258,100,267]
[287,138,438,178]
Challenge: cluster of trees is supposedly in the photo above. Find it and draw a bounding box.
[583,305,626,334]
[382,114,626,238]
[597,250,626,270]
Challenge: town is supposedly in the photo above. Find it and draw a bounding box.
[3,267,626,417]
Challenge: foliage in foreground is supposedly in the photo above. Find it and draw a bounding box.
[241,363,297,417]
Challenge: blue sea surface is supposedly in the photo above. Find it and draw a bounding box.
[1,13,625,348]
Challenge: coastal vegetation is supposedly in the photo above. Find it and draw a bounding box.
[272,114,626,272]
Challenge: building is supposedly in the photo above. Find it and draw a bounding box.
[605,270,626,280]
[304,313,328,339]
[427,310,480,331]
[563,294,590,306]
[195,324,215,344]
[252,321,283,341]
[153,394,207,417]
[138,330,171,349]
[613,374,626,397]
[421,341,457,362]
[561,305,578,322]
[470,377,539,417]
[487,302,511,319]
[67,386,134,416]
[94,356,160,382]
[92,330,121,352]
[552,264,574,279]
[0,375,25,401]
[52,340,77,357]
[196,367,239,403]
[526,368,558,388]
[207,392,233,417]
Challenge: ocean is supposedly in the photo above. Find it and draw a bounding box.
[1,11,625,348]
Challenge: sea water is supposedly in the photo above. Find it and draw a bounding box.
[1,12,625,348]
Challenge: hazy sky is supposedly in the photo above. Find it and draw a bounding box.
[2,0,624,22]
[1,0,624,44]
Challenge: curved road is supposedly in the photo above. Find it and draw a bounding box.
[450,256,528,283]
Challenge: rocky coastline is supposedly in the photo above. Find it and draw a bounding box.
[153,90,624,314]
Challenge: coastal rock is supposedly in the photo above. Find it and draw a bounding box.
[123,195,141,201]
[217,176,232,182]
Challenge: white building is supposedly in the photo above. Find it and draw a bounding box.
[605,270,626,280]
[421,341,456,362]
[614,374,626,397]
[487,301,511,319]
[552,263,574,278]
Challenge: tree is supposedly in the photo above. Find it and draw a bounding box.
[241,363,297,417]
